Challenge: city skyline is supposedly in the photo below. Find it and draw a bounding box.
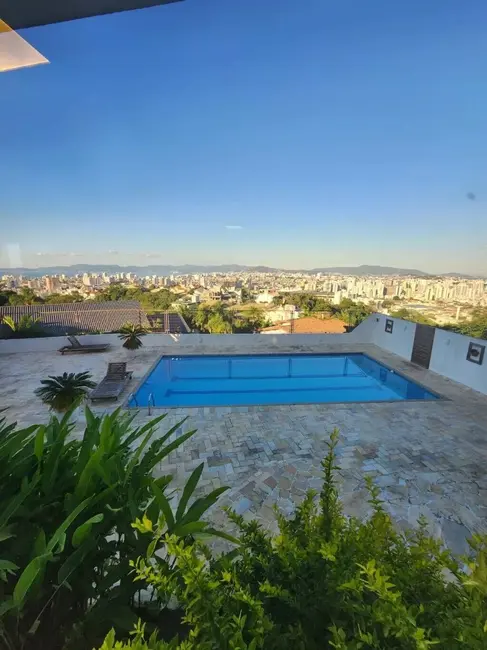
[2,0,486,274]
[0,259,484,278]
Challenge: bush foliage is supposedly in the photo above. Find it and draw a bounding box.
[103,431,487,650]
[0,408,229,650]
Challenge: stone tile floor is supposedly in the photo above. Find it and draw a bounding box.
[2,341,487,555]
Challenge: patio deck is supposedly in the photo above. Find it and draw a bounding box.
[2,340,487,555]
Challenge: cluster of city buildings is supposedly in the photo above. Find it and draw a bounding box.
[2,271,486,321]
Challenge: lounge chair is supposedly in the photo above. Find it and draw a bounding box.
[90,362,133,402]
[59,335,110,355]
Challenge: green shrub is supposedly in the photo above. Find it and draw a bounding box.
[1,315,48,339]
[119,323,147,350]
[35,371,96,411]
[103,430,487,649]
[0,408,229,650]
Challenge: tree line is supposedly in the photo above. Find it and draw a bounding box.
[273,293,372,329]
[0,284,176,312]
[179,303,270,333]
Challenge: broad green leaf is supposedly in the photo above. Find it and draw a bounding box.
[121,413,169,450]
[151,481,175,530]
[0,425,38,460]
[124,427,157,483]
[150,428,197,468]
[176,463,204,522]
[0,526,14,543]
[58,536,97,585]
[75,445,104,499]
[196,527,240,545]
[34,426,45,462]
[72,513,104,548]
[172,521,208,537]
[32,529,46,558]
[153,474,173,491]
[46,497,92,553]
[0,476,39,528]
[0,598,14,616]
[13,553,52,608]
[0,560,19,572]
[180,487,229,526]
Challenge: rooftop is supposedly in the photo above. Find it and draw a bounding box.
[2,321,487,556]
[261,316,347,334]
[0,301,149,335]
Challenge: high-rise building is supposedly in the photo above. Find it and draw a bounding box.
[45,276,60,293]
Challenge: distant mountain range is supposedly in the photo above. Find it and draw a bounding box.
[0,263,481,278]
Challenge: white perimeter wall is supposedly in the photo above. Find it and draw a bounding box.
[2,318,487,395]
[429,328,487,395]
[354,314,487,395]
[366,313,417,360]
[0,332,349,355]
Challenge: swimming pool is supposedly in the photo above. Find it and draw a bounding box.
[129,353,439,408]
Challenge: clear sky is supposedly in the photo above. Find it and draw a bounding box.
[1,0,486,274]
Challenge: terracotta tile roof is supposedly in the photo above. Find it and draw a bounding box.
[261,316,347,334]
[0,301,150,336]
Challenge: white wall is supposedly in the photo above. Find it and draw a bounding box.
[369,313,417,360]
[0,332,351,355]
[3,321,487,396]
[430,328,487,395]
[357,314,487,395]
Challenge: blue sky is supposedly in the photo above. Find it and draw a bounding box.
[1,0,486,273]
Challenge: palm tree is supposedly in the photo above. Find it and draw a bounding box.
[118,323,147,350]
[35,372,96,412]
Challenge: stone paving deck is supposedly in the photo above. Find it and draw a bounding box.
[1,341,487,555]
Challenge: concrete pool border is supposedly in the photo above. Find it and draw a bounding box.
[123,350,447,410]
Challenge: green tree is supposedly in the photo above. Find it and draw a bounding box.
[194,304,215,331]
[206,313,233,333]
[44,293,84,304]
[240,287,252,304]
[443,308,487,340]
[390,308,436,326]
[244,306,266,331]
[8,288,44,305]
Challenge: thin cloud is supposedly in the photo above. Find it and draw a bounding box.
[108,250,119,255]
[36,251,82,257]
[225,225,243,230]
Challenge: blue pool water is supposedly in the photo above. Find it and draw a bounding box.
[129,353,438,408]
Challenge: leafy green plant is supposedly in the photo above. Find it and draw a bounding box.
[1,314,46,338]
[0,408,228,650]
[34,371,96,412]
[119,323,147,350]
[104,430,487,650]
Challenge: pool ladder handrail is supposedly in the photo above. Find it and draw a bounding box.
[148,392,156,415]
[128,392,138,408]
